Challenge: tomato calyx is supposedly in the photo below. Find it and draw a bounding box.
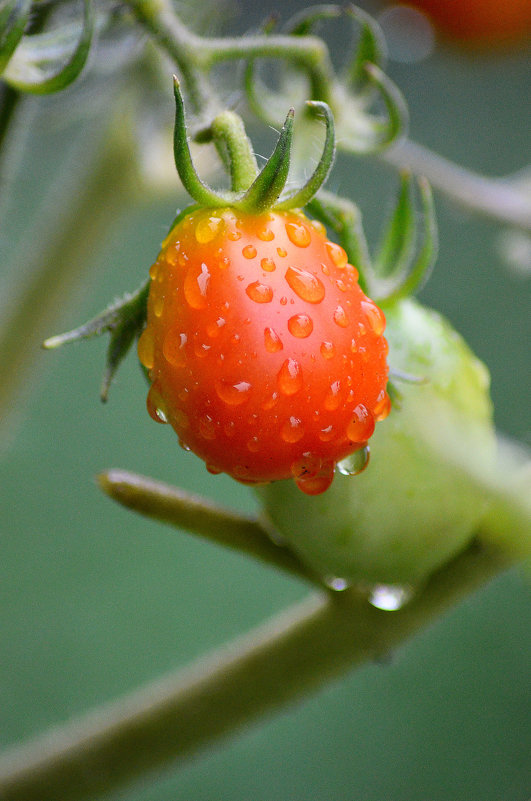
[172,77,336,215]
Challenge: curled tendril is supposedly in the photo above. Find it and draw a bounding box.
[2,0,95,95]
[243,4,405,155]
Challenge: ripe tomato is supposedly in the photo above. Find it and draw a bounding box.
[138,207,390,495]
[400,0,531,46]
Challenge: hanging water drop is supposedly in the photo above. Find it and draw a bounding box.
[368,584,414,611]
[337,445,370,476]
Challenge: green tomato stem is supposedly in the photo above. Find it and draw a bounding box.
[210,111,259,193]
[0,540,511,801]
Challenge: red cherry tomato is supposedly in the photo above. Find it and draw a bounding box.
[138,208,390,495]
[400,0,531,46]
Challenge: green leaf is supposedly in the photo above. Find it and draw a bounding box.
[43,279,149,401]
[0,0,32,74]
[3,0,94,94]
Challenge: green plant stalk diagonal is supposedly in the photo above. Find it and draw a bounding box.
[0,540,513,801]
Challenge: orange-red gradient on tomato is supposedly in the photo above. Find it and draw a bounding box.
[138,208,390,495]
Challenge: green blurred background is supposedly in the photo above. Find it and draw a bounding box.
[1,1,530,799]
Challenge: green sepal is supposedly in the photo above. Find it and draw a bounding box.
[3,0,94,95]
[0,0,32,74]
[344,5,387,92]
[374,171,416,279]
[173,76,232,208]
[43,279,149,401]
[376,177,438,305]
[355,61,407,152]
[236,107,294,213]
[276,101,335,211]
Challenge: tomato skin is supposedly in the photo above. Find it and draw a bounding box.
[402,0,531,46]
[138,208,389,493]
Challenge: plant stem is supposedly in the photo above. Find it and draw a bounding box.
[0,540,511,801]
[382,139,531,232]
[98,469,317,584]
[124,0,334,112]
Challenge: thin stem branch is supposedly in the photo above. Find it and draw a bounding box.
[382,139,531,232]
[0,540,511,801]
[98,469,317,584]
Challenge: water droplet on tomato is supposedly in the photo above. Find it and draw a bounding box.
[290,453,322,478]
[206,464,222,475]
[262,391,279,410]
[206,317,226,338]
[285,221,311,248]
[288,313,313,338]
[347,404,375,442]
[243,244,257,259]
[246,281,273,303]
[277,247,287,257]
[337,444,370,476]
[184,263,210,309]
[281,416,304,443]
[320,341,335,360]
[324,380,342,411]
[218,256,231,270]
[264,327,283,352]
[153,295,164,317]
[215,379,251,406]
[325,241,348,268]
[227,229,241,241]
[374,390,392,421]
[319,424,335,442]
[163,332,187,367]
[149,262,159,280]
[362,300,386,336]
[261,257,276,272]
[258,228,274,241]
[285,266,325,303]
[198,414,216,440]
[295,460,335,495]
[137,328,155,369]
[247,436,260,452]
[277,358,303,395]
[195,215,223,243]
[310,219,326,236]
[333,305,348,327]
[146,384,168,424]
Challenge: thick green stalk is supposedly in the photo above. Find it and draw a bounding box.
[0,540,511,801]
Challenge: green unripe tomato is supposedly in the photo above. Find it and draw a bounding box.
[255,298,495,589]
